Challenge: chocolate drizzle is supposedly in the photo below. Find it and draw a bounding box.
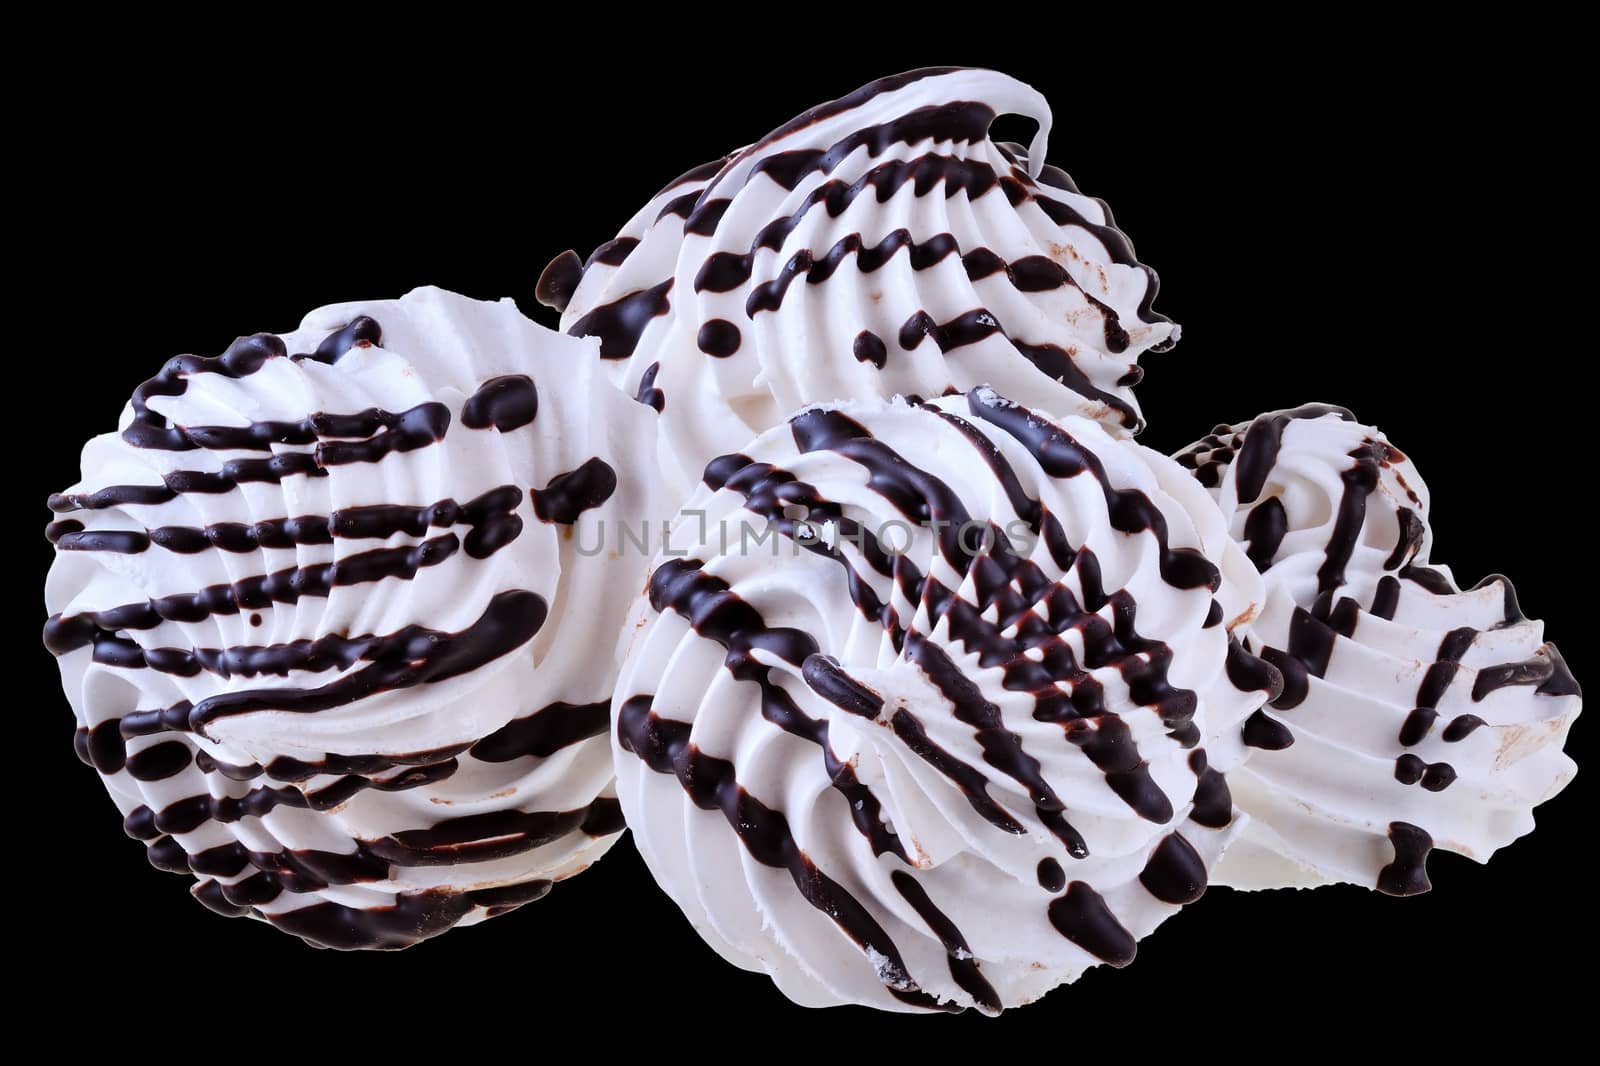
[46,535,464,656]
[617,695,948,1009]
[853,330,888,369]
[636,362,665,411]
[1187,749,1233,828]
[470,701,611,761]
[181,589,546,731]
[536,251,584,311]
[1376,821,1433,896]
[1231,404,1354,505]
[123,319,383,451]
[1471,644,1580,701]
[532,458,618,524]
[55,402,452,516]
[890,869,1002,1013]
[1242,710,1294,750]
[696,318,741,357]
[1139,832,1208,904]
[648,559,907,862]
[462,374,538,432]
[965,390,1218,591]
[566,280,672,359]
[48,486,523,561]
[1047,882,1136,967]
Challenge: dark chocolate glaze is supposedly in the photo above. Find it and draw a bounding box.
[788,402,1206,833]
[648,559,907,862]
[1242,710,1294,750]
[536,251,584,311]
[617,694,950,1010]
[1139,832,1208,904]
[747,100,996,194]
[890,869,1002,1013]
[739,230,1134,359]
[737,67,965,161]
[802,654,884,718]
[1471,644,1580,701]
[1261,605,1339,713]
[142,781,612,950]
[180,589,546,731]
[46,535,463,657]
[1397,625,1479,746]
[48,486,523,562]
[853,330,888,369]
[888,705,1027,836]
[1227,636,1285,700]
[1036,858,1066,892]
[126,740,192,781]
[1441,714,1486,742]
[1384,508,1428,571]
[1317,438,1404,593]
[696,318,742,357]
[635,362,665,411]
[1376,821,1433,896]
[1230,404,1354,505]
[123,319,382,451]
[462,374,538,432]
[217,875,560,951]
[1242,497,1287,571]
[1047,881,1137,967]
[48,400,448,514]
[566,280,672,359]
[470,700,611,761]
[656,190,701,221]
[592,236,642,266]
[964,390,1218,591]
[532,457,618,524]
[1188,749,1233,829]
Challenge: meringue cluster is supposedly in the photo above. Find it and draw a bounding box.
[45,68,1577,1008]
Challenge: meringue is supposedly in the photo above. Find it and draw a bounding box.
[45,287,658,947]
[543,67,1176,498]
[612,387,1277,1011]
[1174,405,1581,893]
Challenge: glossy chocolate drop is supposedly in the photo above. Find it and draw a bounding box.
[462,374,538,432]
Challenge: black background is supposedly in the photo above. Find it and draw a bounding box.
[25,36,1589,1045]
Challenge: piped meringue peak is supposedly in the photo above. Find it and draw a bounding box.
[612,388,1279,1012]
[1174,405,1581,895]
[543,67,1176,497]
[45,287,659,948]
